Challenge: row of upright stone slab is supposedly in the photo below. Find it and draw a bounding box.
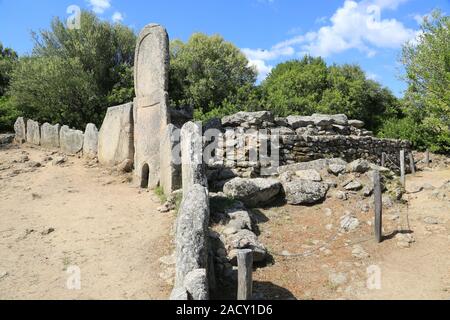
[13,117,99,158]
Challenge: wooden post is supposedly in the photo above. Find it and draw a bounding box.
[409,153,416,174]
[425,150,430,167]
[381,152,386,167]
[373,170,383,243]
[237,249,253,300]
[400,149,405,187]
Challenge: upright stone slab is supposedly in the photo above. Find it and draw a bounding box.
[40,123,60,149]
[26,120,40,145]
[98,103,134,166]
[133,24,170,189]
[60,125,84,155]
[14,117,27,144]
[175,184,210,288]
[83,123,99,158]
[160,123,182,196]
[181,121,207,196]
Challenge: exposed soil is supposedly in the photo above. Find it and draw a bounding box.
[0,144,174,300]
[251,165,450,300]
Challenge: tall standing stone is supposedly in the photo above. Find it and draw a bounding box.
[98,103,134,166]
[133,24,171,190]
[160,123,182,195]
[60,125,84,155]
[181,121,207,196]
[14,117,27,144]
[83,123,99,158]
[40,123,60,149]
[26,119,40,145]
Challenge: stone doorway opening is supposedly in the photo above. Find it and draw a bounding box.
[141,163,150,188]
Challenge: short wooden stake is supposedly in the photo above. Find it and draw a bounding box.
[408,153,416,174]
[425,150,430,167]
[381,152,386,167]
[237,249,253,300]
[400,149,405,187]
[373,170,383,243]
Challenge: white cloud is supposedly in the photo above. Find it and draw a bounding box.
[243,0,419,81]
[88,0,111,14]
[248,59,274,82]
[112,11,124,23]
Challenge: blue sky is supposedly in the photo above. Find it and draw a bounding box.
[0,0,448,96]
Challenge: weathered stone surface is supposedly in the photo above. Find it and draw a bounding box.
[346,159,371,173]
[134,23,170,190]
[161,124,181,196]
[225,207,252,231]
[175,184,209,288]
[286,116,314,129]
[222,111,273,127]
[340,214,360,232]
[26,120,40,145]
[0,133,14,145]
[223,178,281,208]
[181,121,207,196]
[40,123,60,149]
[170,287,188,300]
[328,164,346,176]
[311,113,348,126]
[14,117,27,143]
[60,125,83,154]
[295,169,322,181]
[349,119,365,128]
[98,103,134,166]
[226,229,267,263]
[282,179,329,205]
[83,123,98,158]
[344,180,363,191]
[183,269,209,300]
[278,158,347,174]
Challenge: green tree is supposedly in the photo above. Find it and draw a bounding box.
[261,56,399,131]
[9,11,136,129]
[0,42,18,96]
[169,33,257,117]
[398,10,450,152]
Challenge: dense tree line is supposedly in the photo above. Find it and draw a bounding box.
[0,10,448,153]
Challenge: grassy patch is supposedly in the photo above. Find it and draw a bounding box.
[154,186,167,203]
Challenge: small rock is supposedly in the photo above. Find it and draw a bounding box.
[325,224,333,231]
[329,272,348,287]
[395,233,415,248]
[340,214,360,232]
[335,191,348,200]
[52,156,67,166]
[351,245,370,259]
[0,271,8,280]
[344,180,363,191]
[41,228,55,236]
[346,159,371,173]
[423,216,439,225]
[328,164,346,176]
[31,193,42,200]
[324,208,333,216]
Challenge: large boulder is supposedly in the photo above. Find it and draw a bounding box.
[98,103,134,166]
[26,119,40,145]
[278,158,347,174]
[60,125,84,154]
[181,121,208,196]
[223,177,281,207]
[0,133,14,145]
[175,184,210,288]
[14,117,27,144]
[281,177,329,205]
[222,111,273,127]
[83,123,99,158]
[40,123,60,149]
[346,159,371,173]
[295,169,322,181]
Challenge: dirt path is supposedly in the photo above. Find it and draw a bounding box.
[0,144,174,300]
[357,168,450,300]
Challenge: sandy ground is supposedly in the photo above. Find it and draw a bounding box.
[0,144,174,300]
[252,167,450,300]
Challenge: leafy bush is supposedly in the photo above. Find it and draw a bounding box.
[0,96,19,132]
